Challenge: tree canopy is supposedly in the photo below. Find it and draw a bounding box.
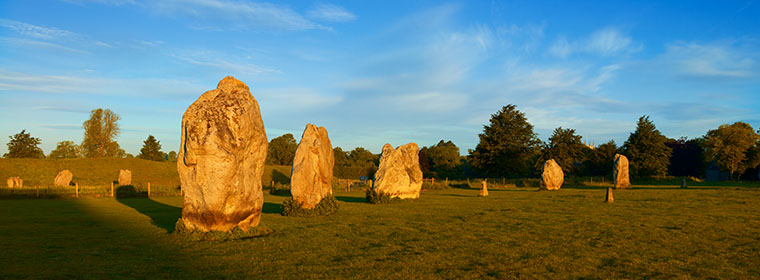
[333,146,378,179]
[266,133,298,165]
[703,122,760,179]
[81,108,122,158]
[4,130,44,158]
[538,127,587,174]
[581,140,618,177]
[138,135,165,161]
[49,140,81,159]
[468,104,541,177]
[622,115,672,177]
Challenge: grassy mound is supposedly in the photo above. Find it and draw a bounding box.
[281,195,339,217]
[365,189,401,204]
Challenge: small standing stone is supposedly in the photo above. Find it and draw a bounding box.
[118,169,132,186]
[54,170,73,187]
[7,177,22,188]
[680,178,687,189]
[478,180,488,197]
[605,187,614,203]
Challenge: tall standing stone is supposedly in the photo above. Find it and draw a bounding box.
[479,180,488,197]
[373,143,423,199]
[7,177,22,189]
[290,124,334,209]
[614,154,631,189]
[54,170,73,187]
[540,159,563,190]
[118,169,132,186]
[177,76,268,232]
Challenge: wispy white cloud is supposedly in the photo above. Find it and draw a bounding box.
[0,37,86,53]
[549,27,638,57]
[172,49,280,76]
[307,4,356,22]
[0,19,77,40]
[147,0,325,31]
[61,0,137,5]
[257,87,342,111]
[664,41,756,78]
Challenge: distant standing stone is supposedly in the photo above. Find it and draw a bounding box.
[290,123,334,209]
[605,187,614,203]
[613,154,631,189]
[177,76,268,232]
[7,177,22,188]
[54,170,73,187]
[540,159,563,190]
[118,169,132,186]
[373,143,423,199]
[680,178,687,189]
[479,180,488,197]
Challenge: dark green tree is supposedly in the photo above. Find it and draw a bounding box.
[703,122,760,180]
[581,140,618,177]
[332,146,378,179]
[138,135,165,161]
[622,115,672,177]
[537,127,586,174]
[665,137,705,177]
[48,140,81,159]
[167,151,178,162]
[4,130,45,158]
[426,140,461,171]
[468,104,542,177]
[266,133,298,165]
[418,147,432,173]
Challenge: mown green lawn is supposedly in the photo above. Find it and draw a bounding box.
[1,185,758,279]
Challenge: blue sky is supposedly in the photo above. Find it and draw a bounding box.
[1,0,759,156]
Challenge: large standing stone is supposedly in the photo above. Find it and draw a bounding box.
[373,143,423,199]
[54,170,73,187]
[290,124,334,209]
[118,169,132,186]
[614,154,631,189]
[177,76,268,232]
[7,177,22,188]
[540,159,563,190]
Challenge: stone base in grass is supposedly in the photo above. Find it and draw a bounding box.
[173,218,272,241]
[281,195,339,217]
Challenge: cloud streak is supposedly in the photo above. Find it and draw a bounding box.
[664,41,756,78]
[307,4,356,22]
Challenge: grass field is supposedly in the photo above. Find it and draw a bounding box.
[1,184,759,279]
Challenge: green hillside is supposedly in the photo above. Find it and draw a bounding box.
[0,158,292,188]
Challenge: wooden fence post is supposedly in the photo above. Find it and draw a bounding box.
[148,182,151,197]
[111,181,114,197]
[271,181,274,192]
[445,178,448,186]
[36,185,39,198]
[502,177,505,185]
[75,183,79,198]
[432,178,435,185]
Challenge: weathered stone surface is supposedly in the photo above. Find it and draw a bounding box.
[177,76,268,232]
[290,124,334,209]
[605,187,614,203]
[118,169,132,186]
[479,180,488,197]
[613,154,631,189]
[540,159,563,190]
[7,177,22,188]
[373,143,423,199]
[55,170,73,187]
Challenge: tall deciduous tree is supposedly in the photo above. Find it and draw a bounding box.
[703,122,760,180]
[622,115,672,177]
[468,104,542,177]
[266,133,297,165]
[4,130,44,158]
[537,127,587,174]
[426,140,461,171]
[665,137,705,177]
[49,140,81,159]
[138,135,165,161]
[81,108,121,157]
[581,140,618,177]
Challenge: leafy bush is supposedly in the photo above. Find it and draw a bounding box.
[115,185,146,198]
[173,218,272,241]
[365,189,401,204]
[281,195,339,217]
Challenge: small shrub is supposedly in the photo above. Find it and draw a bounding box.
[173,218,272,241]
[366,189,400,204]
[116,185,138,198]
[281,195,339,217]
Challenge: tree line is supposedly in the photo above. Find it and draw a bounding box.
[5,105,760,181]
